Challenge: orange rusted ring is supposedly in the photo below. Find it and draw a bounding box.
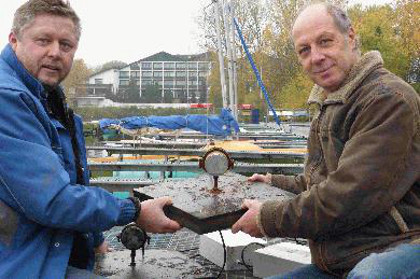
[198,147,234,174]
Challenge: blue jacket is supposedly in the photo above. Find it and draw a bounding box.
[0,44,136,278]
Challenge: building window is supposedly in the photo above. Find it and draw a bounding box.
[176,71,186,77]
[176,63,186,69]
[187,63,197,70]
[119,71,129,78]
[153,62,163,69]
[141,63,152,69]
[153,71,163,77]
[142,71,152,77]
[188,72,197,78]
[95,78,103,84]
[176,81,186,86]
[164,71,175,77]
[164,80,174,87]
[164,63,175,69]
[119,80,129,86]
[198,63,209,70]
[199,71,207,77]
[131,71,140,78]
[141,80,153,86]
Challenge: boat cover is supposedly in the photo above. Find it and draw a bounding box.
[99,108,240,137]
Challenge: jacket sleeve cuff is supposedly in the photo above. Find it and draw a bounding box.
[258,200,285,237]
[117,198,137,226]
[271,174,305,194]
[271,174,290,188]
[256,209,269,237]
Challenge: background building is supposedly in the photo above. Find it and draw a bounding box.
[81,51,211,106]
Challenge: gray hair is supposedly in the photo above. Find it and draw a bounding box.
[12,0,81,40]
[325,3,352,34]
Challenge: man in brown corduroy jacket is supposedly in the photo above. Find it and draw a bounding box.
[232,3,420,278]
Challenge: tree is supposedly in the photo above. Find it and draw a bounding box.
[124,78,141,103]
[198,1,270,110]
[198,0,419,112]
[199,0,348,111]
[278,71,313,108]
[93,60,127,74]
[62,59,91,97]
[163,91,174,103]
[351,5,410,79]
[395,0,420,60]
[190,91,197,103]
[395,0,420,92]
[349,1,419,88]
[141,83,161,103]
[206,52,224,107]
[179,89,188,103]
[198,89,207,103]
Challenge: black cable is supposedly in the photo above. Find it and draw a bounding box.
[196,230,226,279]
[239,242,266,273]
[215,230,226,279]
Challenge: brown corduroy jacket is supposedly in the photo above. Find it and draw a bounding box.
[257,51,420,276]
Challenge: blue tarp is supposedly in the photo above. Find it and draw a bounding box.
[99,108,240,137]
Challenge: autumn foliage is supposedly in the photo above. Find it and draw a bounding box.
[199,0,419,112]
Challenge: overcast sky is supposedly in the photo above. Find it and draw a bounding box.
[0,0,393,68]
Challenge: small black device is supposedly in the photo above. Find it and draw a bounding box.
[118,223,150,266]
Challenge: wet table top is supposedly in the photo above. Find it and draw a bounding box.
[96,249,206,279]
[134,172,294,234]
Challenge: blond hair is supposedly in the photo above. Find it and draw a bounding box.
[12,0,81,40]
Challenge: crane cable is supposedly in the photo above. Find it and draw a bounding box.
[233,18,282,127]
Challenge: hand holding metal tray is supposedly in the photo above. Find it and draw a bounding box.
[134,171,294,234]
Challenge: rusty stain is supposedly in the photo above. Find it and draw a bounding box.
[136,172,294,233]
[208,187,223,195]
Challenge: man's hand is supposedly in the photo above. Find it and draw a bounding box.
[136,196,181,233]
[231,199,264,238]
[94,241,112,254]
[248,173,271,184]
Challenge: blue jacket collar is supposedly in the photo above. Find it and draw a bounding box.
[1,44,45,99]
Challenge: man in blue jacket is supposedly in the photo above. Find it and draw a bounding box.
[0,1,181,278]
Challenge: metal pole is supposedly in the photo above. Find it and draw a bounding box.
[230,0,239,121]
[213,0,228,108]
[222,0,235,117]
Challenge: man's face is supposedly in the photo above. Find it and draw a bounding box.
[292,6,358,93]
[9,14,78,87]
